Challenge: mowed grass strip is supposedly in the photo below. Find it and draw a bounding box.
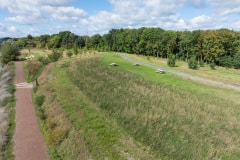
[127,54,240,86]
[36,57,156,160]
[66,53,240,160]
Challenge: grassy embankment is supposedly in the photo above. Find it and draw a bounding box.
[0,62,15,160]
[35,52,240,159]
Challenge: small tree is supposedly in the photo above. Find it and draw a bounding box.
[1,42,20,65]
[210,61,216,70]
[67,51,73,58]
[233,54,240,69]
[188,56,198,69]
[48,50,62,62]
[219,56,233,68]
[167,54,176,67]
[73,45,78,55]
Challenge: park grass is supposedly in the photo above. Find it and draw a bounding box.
[102,53,240,105]
[34,52,240,159]
[127,54,240,86]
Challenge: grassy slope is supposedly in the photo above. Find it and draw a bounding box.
[37,53,240,160]
[35,57,156,160]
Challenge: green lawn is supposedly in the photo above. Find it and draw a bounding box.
[127,54,240,86]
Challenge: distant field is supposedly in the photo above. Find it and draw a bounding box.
[36,52,240,160]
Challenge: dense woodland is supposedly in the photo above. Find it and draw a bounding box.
[3,27,240,68]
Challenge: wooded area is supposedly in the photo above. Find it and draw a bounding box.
[9,28,240,68]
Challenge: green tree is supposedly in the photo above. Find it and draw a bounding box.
[167,54,176,67]
[188,56,198,69]
[233,54,240,69]
[67,51,73,58]
[48,50,63,62]
[219,56,233,68]
[0,41,20,65]
[73,45,78,55]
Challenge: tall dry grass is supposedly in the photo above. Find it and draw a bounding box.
[0,63,14,160]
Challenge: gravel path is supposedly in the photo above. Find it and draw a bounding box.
[120,53,240,91]
[14,61,49,160]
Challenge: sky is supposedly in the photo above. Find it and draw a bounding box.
[0,0,240,38]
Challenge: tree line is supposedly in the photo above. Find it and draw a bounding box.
[2,28,240,69]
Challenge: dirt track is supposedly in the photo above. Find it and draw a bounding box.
[14,61,49,160]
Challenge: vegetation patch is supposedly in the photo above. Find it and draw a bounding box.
[0,62,15,160]
[35,57,155,160]
[65,53,240,159]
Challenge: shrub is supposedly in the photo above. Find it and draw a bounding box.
[233,54,240,69]
[35,94,45,107]
[26,59,42,78]
[219,56,233,68]
[38,56,50,65]
[210,61,216,70]
[67,51,73,58]
[167,54,176,67]
[188,56,198,69]
[199,60,205,67]
[1,42,20,65]
[73,45,78,55]
[48,50,63,62]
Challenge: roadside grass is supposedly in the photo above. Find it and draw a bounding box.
[35,58,155,160]
[127,54,240,86]
[64,53,240,159]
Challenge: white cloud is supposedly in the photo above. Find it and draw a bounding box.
[190,15,212,28]
[0,0,87,25]
[35,0,71,6]
[209,1,240,15]
[0,24,22,37]
[47,6,87,23]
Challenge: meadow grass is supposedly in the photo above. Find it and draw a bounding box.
[35,58,156,160]
[65,53,240,159]
[32,51,240,159]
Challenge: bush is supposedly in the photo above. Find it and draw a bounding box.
[67,51,73,58]
[199,60,205,67]
[35,94,45,107]
[48,50,63,62]
[26,59,42,78]
[219,56,233,68]
[188,56,198,69]
[167,54,176,67]
[38,56,50,65]
[233,54,240,69]
[1,42,20,65]
[210,61,216,70]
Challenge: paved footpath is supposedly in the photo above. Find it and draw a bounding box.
[14,61,49,160]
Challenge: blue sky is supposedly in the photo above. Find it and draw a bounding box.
[0,0,240,38]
